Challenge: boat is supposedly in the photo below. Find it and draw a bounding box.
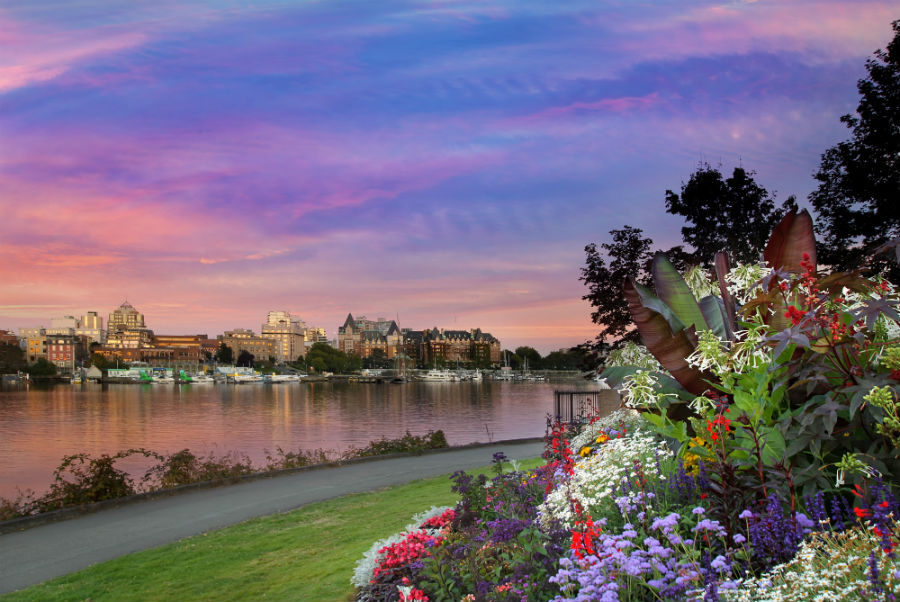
[268,374,301,383]
[232,372,264,383]
[418,369,455,382]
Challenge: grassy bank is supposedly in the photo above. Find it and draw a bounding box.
[1,458,543,602]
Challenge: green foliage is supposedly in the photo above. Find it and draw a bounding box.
[362,348,390,369]
[142,449,255,489]
[41,450,155,510]
[810,20,900,281]
[27,357,57,376]
[235,350,254,367]
[515,346,542,369]
[665,164,797,266]
[88,353,114,371]
[306,342,362,374]
[347,430,449,458]
[214,342,233,364]
[542,348,588,370]
[610,212,900,500]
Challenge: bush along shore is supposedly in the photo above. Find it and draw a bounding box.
[0,430,448,521]
[351,212,900,601]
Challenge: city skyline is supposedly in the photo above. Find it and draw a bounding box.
[1,1,896,354]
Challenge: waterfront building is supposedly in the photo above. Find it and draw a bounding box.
[20,327,47,362]
[108,301,145,332]
[152,334,212,365]
[260,311,307,363]
[76,311,106,345]
[46,315,78,337]
[337,314,402,359]
[45,334,89,373]
[402,327,501,367]
[220,329,278,363]
[105,328,154,349]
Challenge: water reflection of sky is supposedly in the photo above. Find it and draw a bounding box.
[0,380,603,497]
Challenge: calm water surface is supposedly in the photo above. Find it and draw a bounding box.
[0,379,601,498]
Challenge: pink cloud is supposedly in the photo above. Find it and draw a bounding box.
[509,93,661,126]
[615,1,897,65]
[0,13,147,93]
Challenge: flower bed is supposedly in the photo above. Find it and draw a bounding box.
[353,214,900,601]
[353,412,899,601]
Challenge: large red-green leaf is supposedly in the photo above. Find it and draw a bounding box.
[625,278,712,395]
[631,281,685,332]
[651,253,708,333]
[714,251,737,341]
[763,209,816,274]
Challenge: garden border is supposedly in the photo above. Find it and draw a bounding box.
[0,436,543,535]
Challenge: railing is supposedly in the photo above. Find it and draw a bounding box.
[553,390,621,424]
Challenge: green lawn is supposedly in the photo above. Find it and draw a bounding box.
[1,458,543,602]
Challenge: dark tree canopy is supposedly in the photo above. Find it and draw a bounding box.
[514,346,542,369]
[214,342,234,364]
[580,226,654,348]
[236,350,255,367]
[665,164,797,266]
[810,20,900,280]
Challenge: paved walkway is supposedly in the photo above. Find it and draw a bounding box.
[0,440,544,595]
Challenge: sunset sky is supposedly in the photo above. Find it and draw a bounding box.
[0,1,896,354]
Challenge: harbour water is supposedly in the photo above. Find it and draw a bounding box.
[0,378,603,499]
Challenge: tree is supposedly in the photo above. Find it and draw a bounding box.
[236,350,254,367]
[0,343,26,373]
[514,346,542,370]
[810,20,900,281]
[306,342,361,374]
[665,164,797,266]
[580,226,655,348]
[28,357,57,376]
[215,342,234,364]
[363,349,389,370]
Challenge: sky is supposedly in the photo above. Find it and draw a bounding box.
[0,0,896,354]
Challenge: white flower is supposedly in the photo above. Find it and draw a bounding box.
[539,428,673,527]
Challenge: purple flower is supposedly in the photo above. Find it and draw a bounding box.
[739,509,754,520]
[692,506,706,515]
[693,519,726,537]
[733,533,746,544]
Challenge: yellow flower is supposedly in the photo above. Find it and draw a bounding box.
[579,446,593,457]
[595,433,610,444]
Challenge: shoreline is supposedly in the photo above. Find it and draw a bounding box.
[0,436,544,535]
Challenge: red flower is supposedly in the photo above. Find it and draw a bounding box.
[853,507,872,519]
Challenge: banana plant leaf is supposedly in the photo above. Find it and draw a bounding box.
[763,208,816,274]
[714,251,737,341]
[699,295,728,339]
[625,278,712,396]
[631,281,686,333]
[651,253,709,333]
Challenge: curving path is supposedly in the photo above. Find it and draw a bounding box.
[0,440,544,595]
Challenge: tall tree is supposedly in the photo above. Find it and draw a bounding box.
[665,164,797,266]
[809,20,900,280]
[215,343,234,364]
[580,226,654,348]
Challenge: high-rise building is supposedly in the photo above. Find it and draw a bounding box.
[108,301,145,332]
[47,315,78,336]
[76,311,105,345]
[260,311,307,362]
